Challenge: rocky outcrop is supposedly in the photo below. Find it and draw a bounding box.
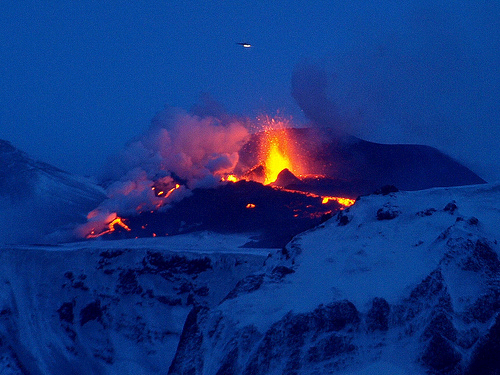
[168,184,500,374]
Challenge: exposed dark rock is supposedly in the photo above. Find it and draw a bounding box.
[394,269,453,324]
[98,250,125,268]
[374,185,399,195]
[337,210,350,226]
[0,308,11,317]
[99,250,124,259]
[168,305,207,375]
[216,345,239,375]
[444,201,458,213]
[408,269,447,305]
[421,334,461,373]
[416,208,437,217]
[457,327,480,349]
[80,300,103,326]
[116,269,143,295]
[194,286,209,297]
[376,206,400,220]
[421,312,457,342]
[466,314,500,375]
[57,301,75,324]
[177,282,193,294]
[143,252,212,275]
[271,266,295,279]
[462,240,500,274]
[307,334,355,363]
[72,281,89,291]
[310,301,360,332]
[467,217,479,226]
[366,297,390,332]
[466,290,500,323]
[156,296,182,306]
[320,211,333,224]
[224,274,265,301]
[242,301,359,375]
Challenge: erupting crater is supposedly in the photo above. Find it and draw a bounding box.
[82,115,484,246]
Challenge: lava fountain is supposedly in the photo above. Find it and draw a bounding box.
[79,113,355,243]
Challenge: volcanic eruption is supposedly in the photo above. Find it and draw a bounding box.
[76,64,485,246]
[77,105,483,247]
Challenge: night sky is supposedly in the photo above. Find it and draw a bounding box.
[1,1,499,181]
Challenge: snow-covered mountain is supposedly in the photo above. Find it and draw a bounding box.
[0,234,272,374]
[169,183,500,375]
[0,182,498,374]
[0,140,106,244]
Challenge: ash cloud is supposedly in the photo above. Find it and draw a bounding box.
[291,61,349,136]
[290,3,500,182]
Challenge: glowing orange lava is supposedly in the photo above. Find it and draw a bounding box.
[87,216,132,238]
[152,183,180,198]
[258,117,298,184]
[321,196,356,206]
[215,116,356,210]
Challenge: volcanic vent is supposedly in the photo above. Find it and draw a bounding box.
[78,112,484,247]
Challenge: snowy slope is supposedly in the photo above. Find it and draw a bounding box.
[1,183,499,374]
[169,183,500,374]
[0,233,272,374]
[0,139,106,244]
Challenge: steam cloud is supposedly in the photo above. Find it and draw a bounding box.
[77,105,250,237]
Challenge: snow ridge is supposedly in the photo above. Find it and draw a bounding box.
[169,183,500,374]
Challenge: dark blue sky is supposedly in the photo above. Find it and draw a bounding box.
[1,1,499,181]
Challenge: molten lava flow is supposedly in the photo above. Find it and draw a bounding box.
[221,174,238,183]
[87,215,131,238]
[152,183,180,198]
[321,196,356,206]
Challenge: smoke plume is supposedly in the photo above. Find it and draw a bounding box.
[77,105,250,238]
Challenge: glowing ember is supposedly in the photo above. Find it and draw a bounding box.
[87,215,131,238]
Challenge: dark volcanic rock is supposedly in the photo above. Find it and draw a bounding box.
[116,269,143,295]
[376,206,400,220]
[366,297,390,332]
[241,301,359,375]
[307,334,355,363]
[466,290,500,323]
[466,314,500,375]
[373,185,399,195]
[421,312,457,342]
[57,301,75,324]
[80,300,104,326]
[236,128,486,197]
[143,252,212,275]
[421,334,462,373]
[224,274,265,301]
[168,305,207,375]
[272,168,303,188]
